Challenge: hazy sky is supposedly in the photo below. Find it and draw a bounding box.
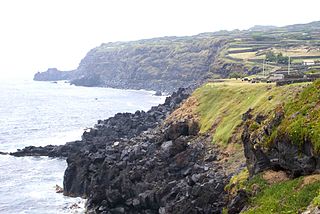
[0,0,319,79]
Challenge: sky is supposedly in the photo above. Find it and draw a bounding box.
[0,0,319,79]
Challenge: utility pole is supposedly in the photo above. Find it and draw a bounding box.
[288,56,291,75]
[263,59,265,76]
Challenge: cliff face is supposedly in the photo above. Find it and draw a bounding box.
[242,80,320,177]
[34,36,227,92]
[184,80,320,213]
[70,37,225,92]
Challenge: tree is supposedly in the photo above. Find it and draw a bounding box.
[229,72,245,79]
[265,51,277,62]
[276,53,289,64]
[265,51,289,64]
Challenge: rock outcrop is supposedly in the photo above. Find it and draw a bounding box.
[64,121,226,214]
[242,106,320,177]
[33,68,75,81]
[213,61,262,78]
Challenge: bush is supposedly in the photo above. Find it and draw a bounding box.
[229,72,245,79]
[265,51,289,64]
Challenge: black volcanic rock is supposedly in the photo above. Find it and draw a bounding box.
[11,88,191,158]
[10,145,59,157]
[63,120,227,214]
[59,87,227,213]
[242,107,320,177]
[11,87,228,213]
[227,189,248,214]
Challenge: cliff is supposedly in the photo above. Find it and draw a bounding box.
[178,80,320,213]
[34,36,227,92]
[72,37,228,92]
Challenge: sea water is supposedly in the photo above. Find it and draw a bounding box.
[0,79,165,213]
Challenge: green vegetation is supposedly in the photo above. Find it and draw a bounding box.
[251,32,276,41]
[269,80,320,152]
[222,208,228,214]
[225,169,249,195]
[228,51,261,60]
[191,22,320,213]
[218,22,320,78]
[265,51,289,64]
[193,80,305,145]
[306,68,320,74]
[228,72,246,79]
[312,190,320,207]
[245,174,269,191]
[75,35,228,92]
[243,175,320,214]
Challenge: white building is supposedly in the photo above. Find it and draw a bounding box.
[302,60,315,66]
[269,74,284,81]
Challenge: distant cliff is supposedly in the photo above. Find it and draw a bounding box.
[33,68,75,81]
[34,36,226,92]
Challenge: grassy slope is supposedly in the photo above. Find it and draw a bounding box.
[199,80,320,213]
[225,169,320,213]
[269,79,320,152]
[243,174,320,214]
[193,80,306,145]
[170,61,320,214]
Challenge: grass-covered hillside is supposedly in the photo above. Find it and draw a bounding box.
[269,79,320,152]
[215,21,320,78]
[169,79,320,213]
[192,80,305,145]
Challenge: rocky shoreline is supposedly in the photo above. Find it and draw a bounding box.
[10,88,191,158]
[6,81,319,213]
[7,87,236,213]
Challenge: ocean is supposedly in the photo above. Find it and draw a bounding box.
[0,79,166,213]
